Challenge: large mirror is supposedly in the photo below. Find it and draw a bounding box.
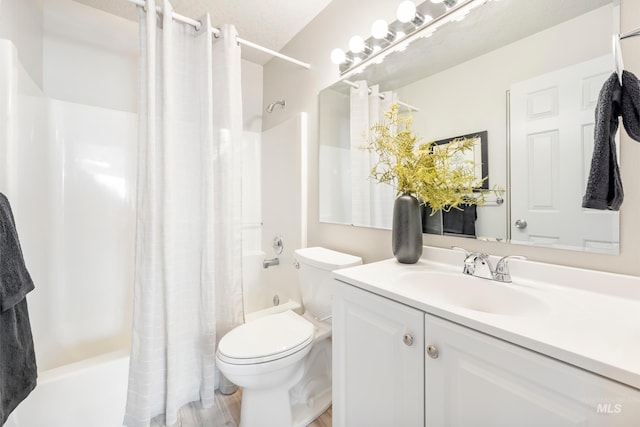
[319,0,620,254]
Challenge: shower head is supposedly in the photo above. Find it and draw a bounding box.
[266,100,286,113]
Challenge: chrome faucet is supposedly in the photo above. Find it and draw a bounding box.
[452,247,526,283]
[493,255,527,283]
[463,252,495,280]
[263,257,280,268]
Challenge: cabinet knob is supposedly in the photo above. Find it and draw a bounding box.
[403,334,414,346]
[427,344,439,359]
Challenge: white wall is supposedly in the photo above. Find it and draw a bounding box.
[264,0,640,276]
[263,0,400,265]
[43,0,138,112]
[0,0,43,87]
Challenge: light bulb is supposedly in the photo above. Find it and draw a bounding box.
[371,19,389,39]
[397,1,417,23]
[423,14,433,24]
[330,48,346,64]
[349,35,366,53]
[430,0,444,3]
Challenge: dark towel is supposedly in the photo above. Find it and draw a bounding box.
[583,71,640,210]
[621,70,640,141]
[421,204,477,237]
[443,204,477,237]
[0,193,37,425]
[582,73,623,210]
[0,194,35,311]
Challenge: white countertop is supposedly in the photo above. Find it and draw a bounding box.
[332,246,640,390]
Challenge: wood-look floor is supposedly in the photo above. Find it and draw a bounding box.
[150,389,331,427]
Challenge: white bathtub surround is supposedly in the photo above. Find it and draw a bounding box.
[124,2,244,425]
[261,114,309,306]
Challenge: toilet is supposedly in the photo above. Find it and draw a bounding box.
[216,247,362,427]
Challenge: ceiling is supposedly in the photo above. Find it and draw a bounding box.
[73,0,335,65]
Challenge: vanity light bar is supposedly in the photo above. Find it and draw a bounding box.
[332,0,489,77]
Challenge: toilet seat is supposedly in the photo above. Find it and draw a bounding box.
[217,310,314,365]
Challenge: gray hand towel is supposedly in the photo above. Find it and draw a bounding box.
[621,70,640,142]
[582,70,640,210]
[443,204,477,237]
[0,193,37,426]
[0,194,35,312]
[582,73,624,210]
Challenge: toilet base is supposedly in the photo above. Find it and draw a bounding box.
[292,385,332,427]
[290,337,332,427]
[240,385,295,427]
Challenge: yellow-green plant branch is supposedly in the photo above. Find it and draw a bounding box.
[363,103,503,214]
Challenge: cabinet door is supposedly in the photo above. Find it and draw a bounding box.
[333,280,424,427]
[425,314,640,426]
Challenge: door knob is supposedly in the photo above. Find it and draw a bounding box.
[403,334,414,346]
[514,219,528,229]
[427,344,439,359]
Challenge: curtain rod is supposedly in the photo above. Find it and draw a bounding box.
[620,26,640,40]
[127,0,311,69]
[343,80,420,112]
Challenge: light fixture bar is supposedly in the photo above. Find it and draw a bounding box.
[339,0,487,77]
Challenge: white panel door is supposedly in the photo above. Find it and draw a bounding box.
[333,280,424,427]
[425,314,640,426]
[510,55,619,253]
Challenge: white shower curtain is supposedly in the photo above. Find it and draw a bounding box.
[124,1,244,425]
[350,81,395,229]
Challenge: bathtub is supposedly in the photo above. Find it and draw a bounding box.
[4,299,304,427]
[6,349,130,427]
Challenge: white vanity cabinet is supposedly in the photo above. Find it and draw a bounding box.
[333,279,640,427]
[425,313,640,426]
[332,279,424,427]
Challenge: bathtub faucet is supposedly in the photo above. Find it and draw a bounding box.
[263,257,280,268]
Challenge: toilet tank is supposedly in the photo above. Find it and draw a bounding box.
[294,247,362,320]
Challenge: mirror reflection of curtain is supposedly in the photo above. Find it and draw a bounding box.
[349,81,395,228]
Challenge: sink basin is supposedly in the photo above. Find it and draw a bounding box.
[397,271,548,316]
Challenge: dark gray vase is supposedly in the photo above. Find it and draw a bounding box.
[392,193,423,264]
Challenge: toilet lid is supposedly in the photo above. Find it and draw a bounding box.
[217,310,314,365]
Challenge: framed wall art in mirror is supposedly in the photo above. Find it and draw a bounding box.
[433,131,489,190]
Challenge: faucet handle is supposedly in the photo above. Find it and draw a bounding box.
[494,255,527,282]
[452,246,474,274]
